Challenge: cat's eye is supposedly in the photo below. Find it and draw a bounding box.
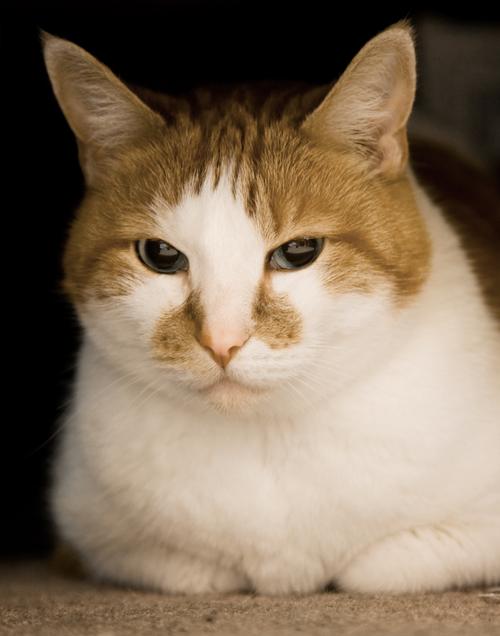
[269,238,324,271]
[135,239,189,274]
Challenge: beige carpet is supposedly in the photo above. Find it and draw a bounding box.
[0,561,499,636]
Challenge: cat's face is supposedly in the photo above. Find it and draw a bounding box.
[44,24,431,415]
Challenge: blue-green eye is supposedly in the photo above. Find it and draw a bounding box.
[136,239,189,274]
[269,238,324,271]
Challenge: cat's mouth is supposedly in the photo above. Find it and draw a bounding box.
[199,376,266,410]
[200,375,265,394]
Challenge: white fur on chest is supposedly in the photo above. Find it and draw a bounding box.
[52,183,500,594]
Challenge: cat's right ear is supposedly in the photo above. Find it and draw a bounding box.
[42,32,165,184]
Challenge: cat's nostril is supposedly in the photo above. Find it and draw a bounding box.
[197,329,249,368]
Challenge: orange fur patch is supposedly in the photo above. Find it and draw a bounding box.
[151,291,207,367]
[63,83,431,347]
[252,279,302,349]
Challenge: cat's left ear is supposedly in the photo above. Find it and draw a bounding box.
[301,22,416,178]
[42,32,166,184]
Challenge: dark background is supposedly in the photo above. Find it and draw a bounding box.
[2,2,499,558]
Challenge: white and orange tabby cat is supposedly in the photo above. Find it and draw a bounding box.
[43,23,500,594]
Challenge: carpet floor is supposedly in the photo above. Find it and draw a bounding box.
[0,561,499,636]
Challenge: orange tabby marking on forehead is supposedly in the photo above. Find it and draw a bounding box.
[62,81,430,308]
[66,151,429,311]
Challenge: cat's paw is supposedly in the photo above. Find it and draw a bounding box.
[336,523,500,593]
[151,553,252,594]
[161,558,251,594]
[89,547,251,594]
[336,544,421,593]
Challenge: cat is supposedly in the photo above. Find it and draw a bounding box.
[43,22,500,595]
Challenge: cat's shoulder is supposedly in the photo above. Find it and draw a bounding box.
[411,138,500,323]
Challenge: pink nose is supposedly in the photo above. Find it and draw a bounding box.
[198,328,249,368]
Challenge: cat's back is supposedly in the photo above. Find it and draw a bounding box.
[411,138,500,323]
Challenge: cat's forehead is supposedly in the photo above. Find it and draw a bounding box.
[152,167,265,262]
[117,114,361,248]
[121,84,346,234]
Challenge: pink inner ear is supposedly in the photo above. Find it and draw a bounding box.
[378,131,407,178]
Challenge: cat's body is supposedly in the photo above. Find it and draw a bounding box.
[44,24,500,594]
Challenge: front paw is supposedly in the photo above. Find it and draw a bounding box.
[87,546,251,594]
[337,531,444,593]
[336,524,500,593]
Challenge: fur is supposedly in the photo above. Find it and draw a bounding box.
[44,23,500,594]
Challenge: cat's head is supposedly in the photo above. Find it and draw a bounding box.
[44,23,430,417]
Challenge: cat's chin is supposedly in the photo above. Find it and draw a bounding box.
[197,377,268,413]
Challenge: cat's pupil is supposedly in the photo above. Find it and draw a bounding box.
[270,238,324,270]
[284,240,316,265]
[151,241,178,264]
[136,239,188,274]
